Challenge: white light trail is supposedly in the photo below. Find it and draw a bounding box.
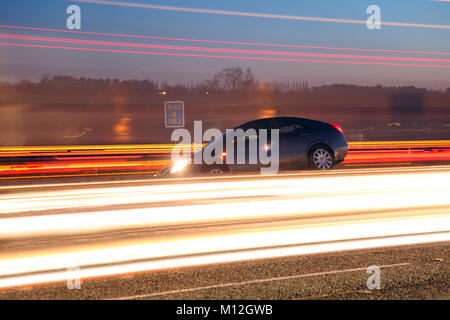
[1,166,449,289]
[72,0,450,30]
[1,170,450,237]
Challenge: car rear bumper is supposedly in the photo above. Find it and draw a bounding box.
[333,141,349,163]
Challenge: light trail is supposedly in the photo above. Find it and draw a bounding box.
[2,42,450,68]
[1,165,448,191]
[0,221,448,289]
[1,141,449,155]
[1,141,450,178]
[0,166,449,289]
[1,24,449,55]
[0,159,167,175]
[348,140,450,148]
[2,170,450,237]
[2,33,450,63]
[72,0,450,30]
[343,150,450,164]
[1,169,450,217]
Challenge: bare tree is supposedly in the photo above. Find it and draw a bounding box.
[206,67,256,92]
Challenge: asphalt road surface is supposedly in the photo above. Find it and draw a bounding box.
[0,243,448,299]
[0,166,449,299]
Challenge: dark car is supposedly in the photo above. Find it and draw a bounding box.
[162,117,348,176]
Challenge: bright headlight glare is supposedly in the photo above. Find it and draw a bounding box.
[170,159,189,174]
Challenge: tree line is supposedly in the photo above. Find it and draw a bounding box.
[0,66,448,99]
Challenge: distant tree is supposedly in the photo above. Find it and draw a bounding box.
[207,67,256,92]
[40,74,50,83]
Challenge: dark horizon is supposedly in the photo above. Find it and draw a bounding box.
[2,72,449,93]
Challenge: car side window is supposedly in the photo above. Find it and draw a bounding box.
[279,123,295,134]
[270,119,295,135]
[293,120,310,132]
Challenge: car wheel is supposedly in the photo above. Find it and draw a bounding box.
[202,165,227,175]
[309,146,334,170]
[209,168,224,174]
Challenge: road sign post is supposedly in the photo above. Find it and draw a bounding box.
[164,101,184,128]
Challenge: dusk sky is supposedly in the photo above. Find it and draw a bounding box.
[0,0,449,88]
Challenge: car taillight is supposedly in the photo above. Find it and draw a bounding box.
[329,123,344,135]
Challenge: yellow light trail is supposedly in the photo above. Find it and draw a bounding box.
[0,144,202,155]
[0,141,449,155]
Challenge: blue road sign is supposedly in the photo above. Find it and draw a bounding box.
[164,101,184,128]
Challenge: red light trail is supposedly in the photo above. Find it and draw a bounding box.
[1,142,450,178]
[1,24,449,56]
[1,33,450,63]
[1,42,450,69]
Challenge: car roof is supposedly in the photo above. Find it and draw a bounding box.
[237,117,327,129]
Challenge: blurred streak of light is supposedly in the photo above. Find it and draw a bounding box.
[1,169,450,214]
[73,0,450,30]
[344,162,413,167]
[0,171,159,181]
[0,143,201,155]
[1,170,450,235]
[2,24,450,57]
[2,141,450,177]
[0,220,448,288]
[349,140,450,148]
[55,155,142,160]
[343,150,450,163]
[1,42,450,69]
[2,165,448,198]
[3,34,450,63]
[1,141,449,154]
[0,165,447,190]
[0,236,437,290]
[1,25,450,55]
[0,160,167,174]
